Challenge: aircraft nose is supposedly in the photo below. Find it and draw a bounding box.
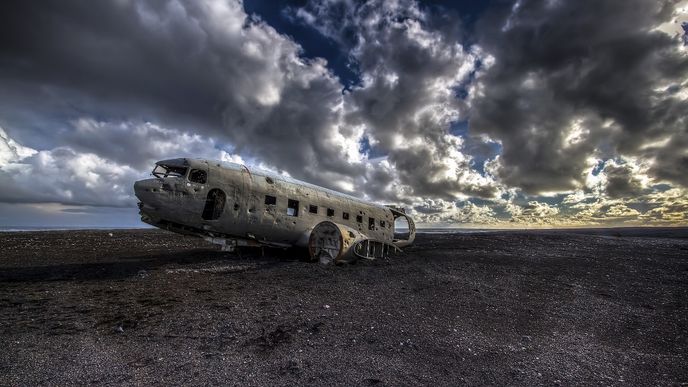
[134,178,162,204]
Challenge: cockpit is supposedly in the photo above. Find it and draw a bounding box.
[152,164,187,179]
[150,161,208,184]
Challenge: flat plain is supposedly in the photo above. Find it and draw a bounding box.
[1,228,686,385]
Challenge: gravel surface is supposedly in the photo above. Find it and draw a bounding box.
[1,228,687,386]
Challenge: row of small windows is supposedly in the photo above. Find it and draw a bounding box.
[263,194,389,229]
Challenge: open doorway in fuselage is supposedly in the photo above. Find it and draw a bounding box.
[393,215,411,242]
[202,189,226,220]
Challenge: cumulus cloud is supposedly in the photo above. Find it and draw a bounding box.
[506,200,560,225]
[471,0,688,193]
[66,118,244,169]
[292,0,500,201]
[0,0,360,189]
[601,161,646,199]
[638,187,688,223]
[412,199,497,226]
[0,0,686,227]
[0,128,37,164]
[0,129,141,206]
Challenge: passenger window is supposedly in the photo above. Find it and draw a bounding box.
[343,212,350,220]
[380,220,386,228]
[356,215,363,223]
[369,218,375,230]
[287,199,299,216]
[189,169,207,184]
[264,195,276,205]
[309,205,318,214]
[327,208,334,217]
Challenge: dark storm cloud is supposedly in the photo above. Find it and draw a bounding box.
[471,0,688,193]
[293,0,499,200]
[0,0,686,227]
[0,1,223,133]
[0,0,360,191]
[643,130,688,187]
[603,163,644,199]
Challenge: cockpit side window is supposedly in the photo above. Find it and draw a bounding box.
[152,164,187,178]
[189,169,207,184]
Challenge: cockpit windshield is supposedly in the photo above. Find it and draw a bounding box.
[152,164,188,178]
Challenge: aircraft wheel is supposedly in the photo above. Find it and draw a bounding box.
[308,221,367,264]
[308,221,343,264]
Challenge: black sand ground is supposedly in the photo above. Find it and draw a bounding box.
[1,228,687,386]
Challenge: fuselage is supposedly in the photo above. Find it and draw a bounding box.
[133,158,415,249]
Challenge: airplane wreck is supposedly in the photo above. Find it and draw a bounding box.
[134,158,415,263]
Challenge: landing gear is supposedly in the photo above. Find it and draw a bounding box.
[308,221,400,264]
[308,221,346,264]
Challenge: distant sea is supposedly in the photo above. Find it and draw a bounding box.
[0,226,151,232]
